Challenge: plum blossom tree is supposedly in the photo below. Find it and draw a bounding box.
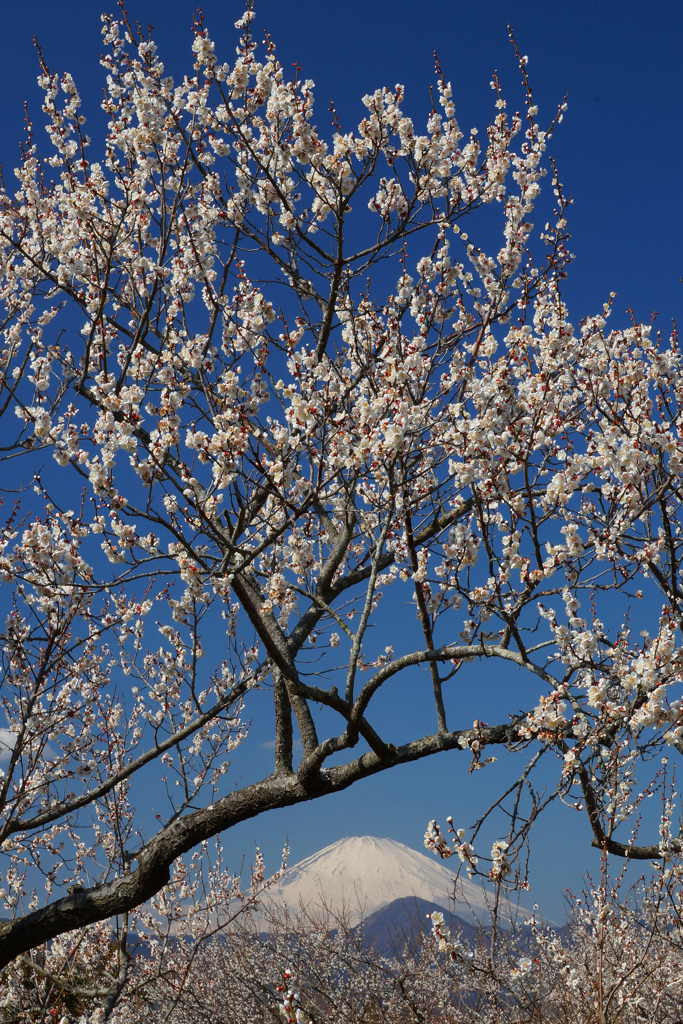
[0,0,681,1005]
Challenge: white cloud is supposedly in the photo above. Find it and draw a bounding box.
[0,729,16,761]
[259,738,303,752]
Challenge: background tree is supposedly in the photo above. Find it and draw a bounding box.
[145,901,472,1024]
[0,0,680,997]
[135,856,683,1024]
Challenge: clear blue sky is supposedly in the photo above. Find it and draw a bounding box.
[0,0,680,920]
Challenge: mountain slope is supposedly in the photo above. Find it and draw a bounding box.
[360,895,480,952]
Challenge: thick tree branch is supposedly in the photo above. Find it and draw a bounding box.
[0,717,521,969]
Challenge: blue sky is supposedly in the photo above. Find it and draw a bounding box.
[0,0,680,920]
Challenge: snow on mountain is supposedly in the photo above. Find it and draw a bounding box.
[260,836,532,926]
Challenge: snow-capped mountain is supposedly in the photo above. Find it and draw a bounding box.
[260,835,532,926]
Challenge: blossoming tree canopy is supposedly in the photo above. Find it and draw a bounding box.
[0,3,680,969]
